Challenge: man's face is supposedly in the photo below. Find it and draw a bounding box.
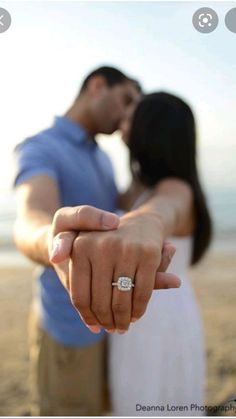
[119,101,138,145]
[90,80,140,135]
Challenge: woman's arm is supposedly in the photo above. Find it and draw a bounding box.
[117,179,147,212]
[134,177,195,238]
[65,178,191,333]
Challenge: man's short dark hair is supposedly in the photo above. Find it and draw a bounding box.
[80,66,128,93]
[130,79,143,95]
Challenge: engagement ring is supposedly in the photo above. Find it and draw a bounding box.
[112,276,135,291]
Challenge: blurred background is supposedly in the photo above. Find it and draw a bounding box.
[0,1,235,416]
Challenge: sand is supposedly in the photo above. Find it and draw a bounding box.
[0,246,236,416]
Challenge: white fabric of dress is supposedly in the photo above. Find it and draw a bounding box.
[108,192,205,417]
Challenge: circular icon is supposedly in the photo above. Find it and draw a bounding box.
[225,8,236,33]
[192,7,219,33]
[0,8,11,34]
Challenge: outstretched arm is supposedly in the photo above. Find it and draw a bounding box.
[14,176,60,267]
[132,178,195,238]
[53,177,192,333]
[14,175,120,268]
[14,175,179,303]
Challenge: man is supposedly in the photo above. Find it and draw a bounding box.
[13,66,183,415]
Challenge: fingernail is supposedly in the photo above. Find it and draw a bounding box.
[102,212,119,229]
[177,279,181,288]
[169,247,176,257]
[117,329,127,334]
[105,329,116,334]
[171,279,182,289]
[87,325,101,334]
[50,241,60,260]
[131,318,138,322]
[165,247,176,262]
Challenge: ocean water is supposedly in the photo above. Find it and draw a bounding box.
[0,182,236,246]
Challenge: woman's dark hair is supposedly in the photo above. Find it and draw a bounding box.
[128,92,212,264]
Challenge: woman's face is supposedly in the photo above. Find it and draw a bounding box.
[119,101,139,145]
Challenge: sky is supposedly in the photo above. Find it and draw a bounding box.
[0,1,236,217]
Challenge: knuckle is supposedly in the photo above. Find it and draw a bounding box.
[73,237,81,252]
[122,242,137,257]
[72,235,89,254]
[97,237,110,252]
[134,292,150,307]
[75,205,90,220]
[53,206,69,225]
[53,208,62,222]
[71,295,88,311]
[91,302,107,317]
[94,236,123,259]
[112,302,127,315]
[52,208,62,229]
[142,243,160,259]
[56,231,66,241]
[106,238,119,254]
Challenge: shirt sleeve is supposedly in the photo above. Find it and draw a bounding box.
[13,137,59,188]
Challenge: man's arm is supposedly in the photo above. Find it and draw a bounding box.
[14,175,60,266]
[14,175,121,267]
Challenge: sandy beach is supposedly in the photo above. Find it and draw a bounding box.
[0,242,236,416]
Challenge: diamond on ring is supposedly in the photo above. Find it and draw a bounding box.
[112,276,135,291]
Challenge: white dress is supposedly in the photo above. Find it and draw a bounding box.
[108,194,205,417]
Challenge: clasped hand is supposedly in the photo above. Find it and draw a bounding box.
[48,205,180,334]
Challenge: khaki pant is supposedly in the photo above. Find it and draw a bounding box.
[28,306,110,416]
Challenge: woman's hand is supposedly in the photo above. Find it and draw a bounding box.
[49,206,180,334]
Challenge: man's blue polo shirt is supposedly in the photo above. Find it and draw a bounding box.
[14,116,118,347]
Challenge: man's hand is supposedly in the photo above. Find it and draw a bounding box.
[48,205,120,292]
[49,207,180,334]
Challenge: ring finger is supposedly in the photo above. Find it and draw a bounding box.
[112,266,136,333]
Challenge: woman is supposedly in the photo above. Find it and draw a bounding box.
[108,92,212,416]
